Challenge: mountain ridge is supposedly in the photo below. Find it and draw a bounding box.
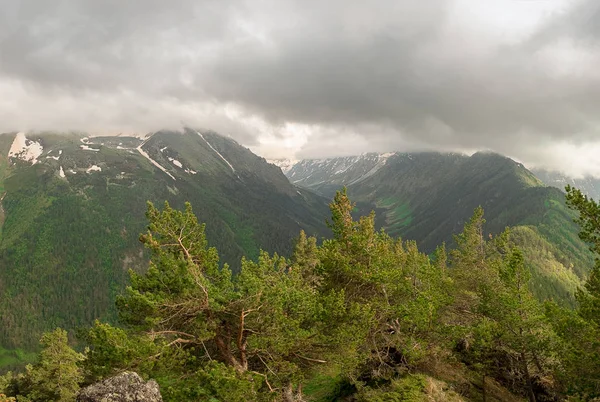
[0,128,330,351]
[279,151,593,306]
[533,168,600,201]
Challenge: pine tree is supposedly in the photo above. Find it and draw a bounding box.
[490,249,557,402]
[94,201,340,401]
[565,185,600,325]
[318,189,450,382]
[13,328,84,402]
[555,186,600,398]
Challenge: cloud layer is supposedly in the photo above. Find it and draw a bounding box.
[1,0,599,176]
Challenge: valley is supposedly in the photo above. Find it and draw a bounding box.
[0,132,598,401]
[277,152,594,305]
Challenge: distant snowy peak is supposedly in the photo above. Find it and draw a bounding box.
[268,158,298,173]
[284,152,398,195]
[292,152,396,174]
[533,168,600,201]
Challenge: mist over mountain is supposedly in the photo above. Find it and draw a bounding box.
[533,168,600,201]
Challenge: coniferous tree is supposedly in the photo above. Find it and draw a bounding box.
[8,191,596,401]
[87,201,344,401]
[318,188,450,383]
[3,329,84,402]
[566,185,600,325]
[553,185,600,398]
[483,249,557,402]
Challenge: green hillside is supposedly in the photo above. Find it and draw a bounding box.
[286,152,594,306]
[4,189,599,402]
[0,129,329,351]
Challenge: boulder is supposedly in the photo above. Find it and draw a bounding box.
[77,371,162,402]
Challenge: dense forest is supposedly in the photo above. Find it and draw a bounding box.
[0,130,329,351]
[1,186,600,401]
[285,151,596,308]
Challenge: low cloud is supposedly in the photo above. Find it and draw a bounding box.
[1,0,600,176]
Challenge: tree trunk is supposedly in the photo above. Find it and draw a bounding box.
[482,374,486,402]
[282,383,295,402]
[214,327,246,373]
[521,351,537,402]
[282,383,305,402]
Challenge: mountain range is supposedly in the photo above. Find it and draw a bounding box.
[532,168,600,201]
[275,152,594,306]
[0,132,596,369]
[0,128,328,353]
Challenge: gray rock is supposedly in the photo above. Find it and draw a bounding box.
[77,371,162,402]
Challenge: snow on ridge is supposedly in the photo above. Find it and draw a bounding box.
[9,132,44,164]
[80,145,100,152]
[131,133,150,140]
[289,152,396,186]
[136,134,176,180]
[268,159,298,173]
[194,130,238,177]
[45,149,63,161]
[59,166,65,178]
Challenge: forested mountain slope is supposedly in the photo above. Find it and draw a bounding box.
[0,128,329,350]
[280,152,593,305]
[5,188,600,402]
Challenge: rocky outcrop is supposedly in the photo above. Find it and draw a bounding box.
[77,371,162,402]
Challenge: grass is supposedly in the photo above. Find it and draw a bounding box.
[0,346,36,372]
[303,373,345,401]
[376,197,413,231]
[303,366,353,402]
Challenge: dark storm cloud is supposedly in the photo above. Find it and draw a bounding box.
[201,0,600,151]
[0,0,599,174]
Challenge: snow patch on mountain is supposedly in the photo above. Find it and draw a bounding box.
[533,169,600,200]
[168,157,183,168]
[80,145,100,152]
[46,149,62,161]
[285,152,397,194]
[195,130,238,176]
[86,165,102,173]
[136,135,176,180]
[268,159,298,174]
[9,132,44,164]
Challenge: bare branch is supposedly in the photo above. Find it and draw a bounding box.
[293,353,327,364]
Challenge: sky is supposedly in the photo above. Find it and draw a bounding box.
[1,0,600,177]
